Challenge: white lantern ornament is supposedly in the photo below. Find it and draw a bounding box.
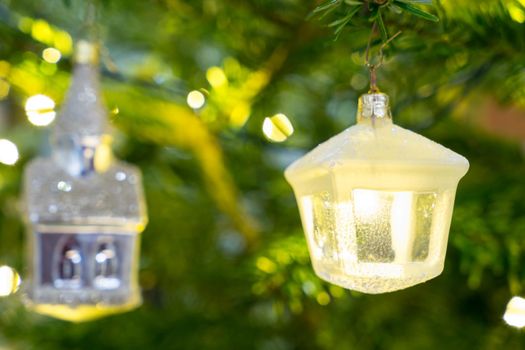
[23,41,148,321]
[285,89,469,294]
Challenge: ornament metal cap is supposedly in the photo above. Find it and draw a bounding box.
[357,92,392,123]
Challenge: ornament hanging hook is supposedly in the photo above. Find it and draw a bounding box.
[81,0,100,42]
[364,24,402,93]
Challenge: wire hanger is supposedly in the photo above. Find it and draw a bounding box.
[364,23,401,93]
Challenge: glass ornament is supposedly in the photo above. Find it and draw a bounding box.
[285,92,469,294]
[23,41,148,322]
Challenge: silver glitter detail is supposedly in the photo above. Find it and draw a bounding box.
[52,64,108,140]
[115,172,126,181]
[25,160,147,228]
[57,181,72,192]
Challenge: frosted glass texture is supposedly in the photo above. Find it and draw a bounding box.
[285,93,469,294]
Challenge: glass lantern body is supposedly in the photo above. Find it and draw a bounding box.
[24,158,147,322]
[285,93,469,294]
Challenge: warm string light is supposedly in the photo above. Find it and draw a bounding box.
[508,0,525,23]
[0,139,19,165]
[504,296,525,328]
[25,94,56,126]
[42,47,62,64]
[0,266,21,296]
[187,90,206,109]
[18,18,73,55]
[262,113,294,142]
[206,67,228,88]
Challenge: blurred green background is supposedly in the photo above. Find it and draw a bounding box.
[0,0,525,349]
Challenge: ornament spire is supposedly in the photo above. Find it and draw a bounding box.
[53,41,107,140]
[51,40,112,177]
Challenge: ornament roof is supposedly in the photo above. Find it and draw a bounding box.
[24,159,148,232]
[285,116,469,180]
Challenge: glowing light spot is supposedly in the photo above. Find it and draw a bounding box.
[31,20,53,44]
[187,90,206,109]
[245,71,269,91]
[508,3,525,23]
[42,48,61,63]
[54,31,73,55]
[504,296,525,328]
[0,266,21,297]
[0,139,19,165]
[262,113,294,142]
[206,67,228,88]
[256,257,277,274]
[316,291,331,306]
[0,79,10,99]
[230,103,250,127]
[25,94,56,126]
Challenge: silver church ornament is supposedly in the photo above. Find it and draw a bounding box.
[23,41,148,321]
[285,39,469,294]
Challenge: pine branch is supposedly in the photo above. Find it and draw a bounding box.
[310,0,439,40]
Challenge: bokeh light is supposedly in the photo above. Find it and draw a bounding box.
[42,47,61,63]
[508,2,525,23]
[0,139,19,165]
[187,90,206,109]
[206,67,228,88]
[262,113,294,142]
[230,103,250,127]
[316,291,331,306]
[20,17,72,55]
[504,296,525,328]
[53,31,73,55]
[31,20,53,44]
[0,266,21,297]
[25,94,56,126]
